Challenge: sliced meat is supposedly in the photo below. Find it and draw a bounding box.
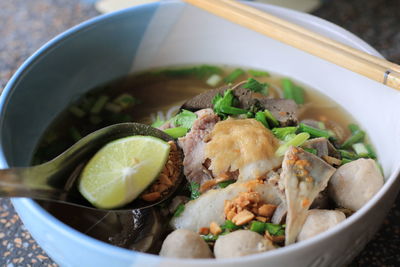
[303,137,340,158]
[297,209,346,242]
[281,146,336,245]
[181,81,298,126]
[328,158,384,211]
[177,108,220,185]
[170,180,282,231]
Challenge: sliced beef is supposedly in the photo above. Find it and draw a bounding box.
[177,109,220,185]
[281,146,336,245]
[303,137,340,158]
[181,81,298,126]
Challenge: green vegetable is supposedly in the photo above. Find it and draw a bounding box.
[317,121,326,129]
[303,147,317,154]
[201,234,219,242]
[151,116,166,128]
[173,203,185,217]
[69,106,86,118]
[157,65,223,79]
[264,109,279,127]
[341,158,353,165]
[255,111,270,128]
[341,130,365,149]
[213,89,248,117]
[218,180,235,189]
[224,68,245,83]
[90,95,109,114]
[164,127,188,138]
[189,182,201,200]
[298,123,331,139]
[352,143,369,157]
[113,94,139,109]
[221,220,241,231]
[250,221,266,234]
[171,110,197,129]
[282,78,304,104]
[248,69,270,77]
[275,132,310,157]
[366,144,377,159]
[272,127,297,140]
[339,149,359,160]
[243,78,268,95]
[69,127,82,142]
[265,223,285,236]
[348,123,360,134]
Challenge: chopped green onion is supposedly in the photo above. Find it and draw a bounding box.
[173,204,185,217]
[243,78,269,95]
[201,234,219,242]
[221,220,241,231]
[275,132,310,157]
[206,74,222,87]
[317,121,326,129]
[298,123,331,138]
[264,109,279,127]
[272,127,298,140]
[348,123,360,134]
[341,158,353,165]
[105,103,122,113]
[303,147,317,154]
[248,69,270,77]
[224,68,245,83]
[113,94,138,109]
[218,180,235,189]
[341,130,365,149]
[189,182,201,200]
[250,221,266,234]
[164,127,188,138]
[265,223,285,236]
[90,95,109,114]
[352,143,369,157]
[89,115,102,125]
[282,78,305,104]
[171,110,197,129]
[255,111,270,128]
[366,144,377,159]
[69,127,82,142]
[156,65,222,79]
[151,116,166,128]
[339,149,359,160]
[69,106,86,118]
[246,111,255,118]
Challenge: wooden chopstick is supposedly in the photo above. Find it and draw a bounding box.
[183,0,400,91]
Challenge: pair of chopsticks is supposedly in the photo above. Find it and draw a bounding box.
[183,0,400,91]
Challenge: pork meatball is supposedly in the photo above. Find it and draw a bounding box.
[214,230,275,258]
[297,209,346,241]
[159,229,213,258]
[328,158,384,211]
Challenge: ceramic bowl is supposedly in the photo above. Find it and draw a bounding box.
[1,1,400,266]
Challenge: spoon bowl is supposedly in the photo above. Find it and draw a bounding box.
[0,123,183,211]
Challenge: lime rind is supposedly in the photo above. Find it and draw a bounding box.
[78,136,170,209]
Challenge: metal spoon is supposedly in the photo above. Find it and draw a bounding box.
[0,122,183,211]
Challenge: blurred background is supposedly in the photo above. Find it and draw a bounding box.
[0,0,399,266]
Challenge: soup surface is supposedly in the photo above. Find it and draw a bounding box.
[33,65,380,256]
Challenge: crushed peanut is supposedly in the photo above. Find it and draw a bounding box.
[232,210,255,225]
[258,204,277,218]
[140,141,182,202]
[264,231,285,244]
[255,216,267,222]
[210,221,222,235]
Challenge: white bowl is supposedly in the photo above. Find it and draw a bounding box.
[1,1,400,266]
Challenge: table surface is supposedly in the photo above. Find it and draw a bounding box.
[1,0,400,266]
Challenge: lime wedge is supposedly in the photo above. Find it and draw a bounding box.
[78,136,170,209]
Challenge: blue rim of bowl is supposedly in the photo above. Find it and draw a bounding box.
[1,1,399,265]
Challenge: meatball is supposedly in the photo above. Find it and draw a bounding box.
[214,230,275,258]
[159,229,213,258]
[297,209,346,241]
[328,158,384,211]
